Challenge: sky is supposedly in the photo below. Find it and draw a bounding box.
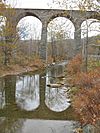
[5,0,100,9]
[2,0,100,40]
[5,0,52,9]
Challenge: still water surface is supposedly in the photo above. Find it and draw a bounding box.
[0,63,80,133]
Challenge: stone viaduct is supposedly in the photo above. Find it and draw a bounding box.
[2,8,100,60]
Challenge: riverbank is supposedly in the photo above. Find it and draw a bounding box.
[0,59,68,78]
[0,60,46,77]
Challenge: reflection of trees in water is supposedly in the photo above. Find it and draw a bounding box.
[0,79,5,109]
[16,75,40,111]
[0,117,25,133]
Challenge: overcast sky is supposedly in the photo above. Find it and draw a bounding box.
[5,0,52,8]
[5,0,100,9]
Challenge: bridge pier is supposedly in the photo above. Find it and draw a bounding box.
[39,21,47,61]
[74,22,82,54]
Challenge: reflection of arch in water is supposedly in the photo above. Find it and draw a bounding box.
[45,87,70,112]
[16,74,40,111]
[45,65,70,112]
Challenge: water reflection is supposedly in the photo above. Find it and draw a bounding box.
[20,119,77,133]
[0,117,78,133]
[45,65,70,112]
[15,64,70,112]
[16,75,40,111]
[0,62,97,133]
[0,79,5,109]
[45,86,70,112]
[0,63,70,112]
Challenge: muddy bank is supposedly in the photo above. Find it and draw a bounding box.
[0,63,46,77]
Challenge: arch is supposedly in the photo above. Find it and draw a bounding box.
[45,65,70,112]
[15,11,42,25]
[17,16,42,40]
[81,18,100,38]
[86,11,100,21]
[47,17,75,40]
[47,17,75,60]
[47,12,74,25]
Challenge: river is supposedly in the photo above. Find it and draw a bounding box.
[0,62,92,133]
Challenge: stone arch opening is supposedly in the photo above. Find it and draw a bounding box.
[17,16,42,40]
[16,16,42,57]
[81,19,100,55]
[45,65,70,112]
[16,12,41,24]
[48,12,72,24]
[47,17,75,61]
[81,19,100,38]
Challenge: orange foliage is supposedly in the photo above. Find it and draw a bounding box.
[72,68,100,89]
[67,54,82,75]
[73,84,100,126]
[67,54,100,126]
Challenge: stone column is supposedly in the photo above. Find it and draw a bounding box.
[74,21,82,54]
[39,21,47,61]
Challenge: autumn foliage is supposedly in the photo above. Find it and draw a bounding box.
[67,54,100,127]
[73,85,100,126]
[67,54,82,75]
